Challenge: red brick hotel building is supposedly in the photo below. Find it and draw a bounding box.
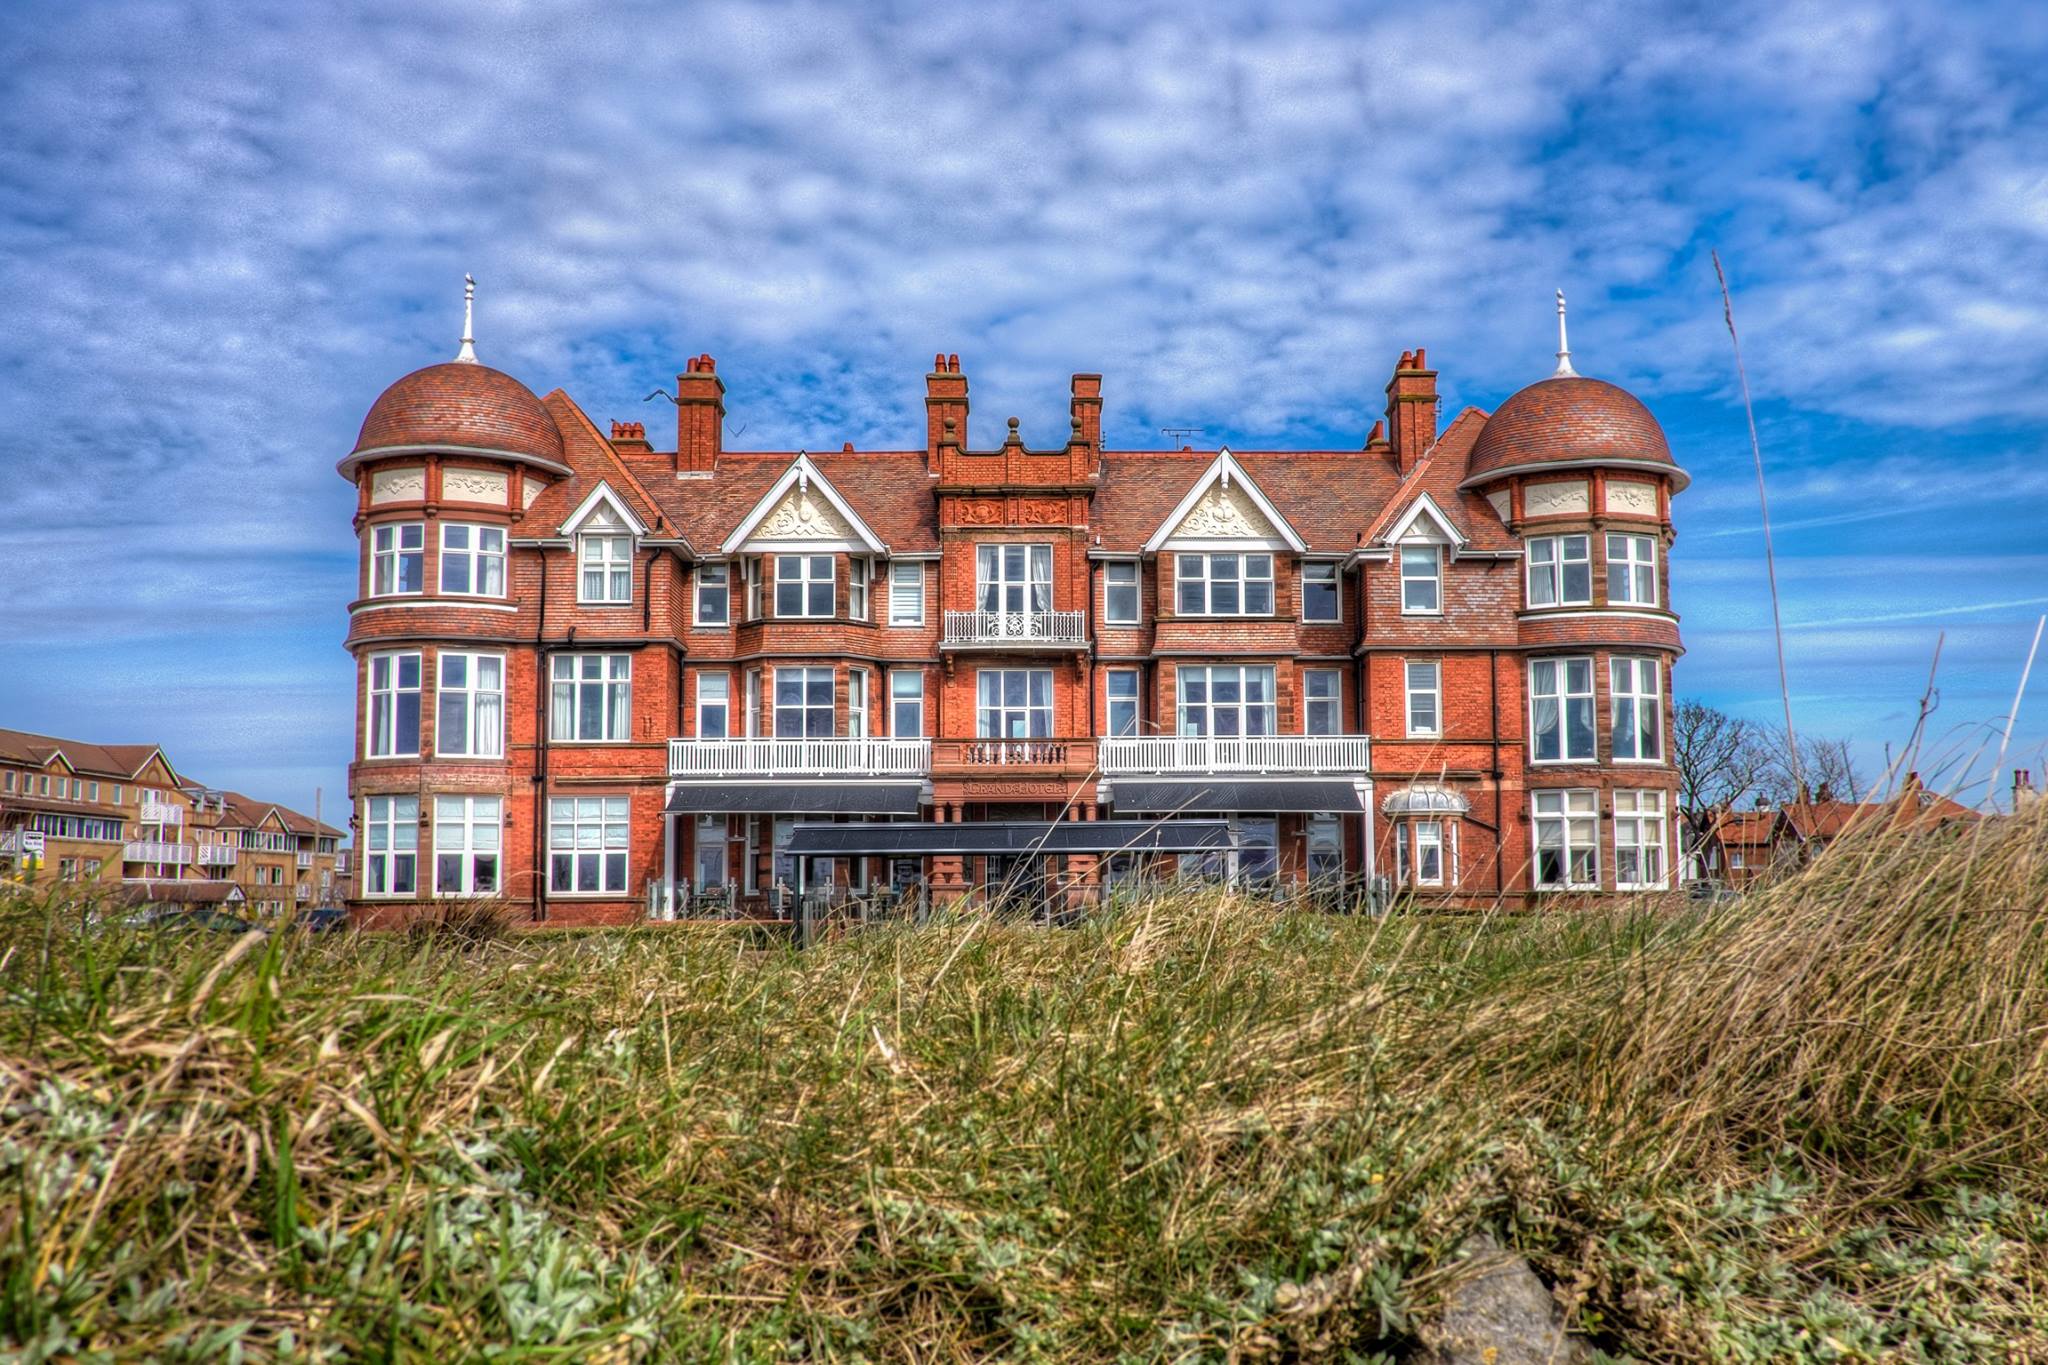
[341,288,1684,923]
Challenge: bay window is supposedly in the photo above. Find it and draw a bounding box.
[695,563,730,626]
[550,654,632,742]
[548,796,629,894]
[1176,553,1273,615]
[1302,561,1340,622]
[1529,657,1596,762]
[1399,545,1441,614]
[1104,560,1140,624]
[1533,789,1600,889]
[439,524,505,596]
[435,652,503,758]
[977,668,1054,738]
[1526,535,1591,608]
[1613,790,1668,889]
[1606,534,1658,607]
[775,554,834,617]
[1610,657,1664,762]
[773,667,835,738]
[579,534,633,604]
[362,795,418,896]
[371,523,424,596]
[1177,665,1276,736]
[366,651,422,757]
[433,796,501,896]
[1405,660,1441,738]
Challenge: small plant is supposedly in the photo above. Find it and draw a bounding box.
[401,895,510,949]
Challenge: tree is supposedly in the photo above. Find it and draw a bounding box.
[1756,733,1866,805]
[1671,700,1771,865]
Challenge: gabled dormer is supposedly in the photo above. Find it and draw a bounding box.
[1144,449,1306,554]
[721,453,887,557]
[559,481,650,606]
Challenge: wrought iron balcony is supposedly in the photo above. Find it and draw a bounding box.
[669,736,931,778]
[123,840,193,865]
[941,609,1087,648]
[1099,734,1372,776]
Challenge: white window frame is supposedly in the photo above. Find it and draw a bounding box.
[889,669,924,738]
[1533,789,1600,889]
[773,666,835,738]
[695,671,730,739]
[1399,545,1441,615]
[889,561,925,626]
[1104,560,1140,625]
[1175,553,1274,617]
[550,654,632,743]
[1526,535,1592,608]
[849,558,870,620]
[1613,790,1668,890]
[578,534,634,604]
[848,669,870,738]
[695,563,730,627]
[435,652,504,759]
[362,795,418,897]
[548,796,630,895]
[774,554,835,618]
[1412,819,1445,886]
[1405,660,1441,738]
[1529,657,1596,763]
[977,668,1054,739]
[1610,657,1665,763]
[1302,561,1341,623]
[438,523,506,597]
[976,543,1054,613]
[433,795,502,897]
[1106,668,1140,736]
[743,557,762,619]
[366,651,423,758]
[1303,668,1342,736]
[371,523,425,597]
[1176,665,1277,737]
[1606,534,1658,607]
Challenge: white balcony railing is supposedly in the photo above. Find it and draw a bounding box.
[1099,734,1372,776]
[139,800,183,825]
[296,851,314,868]
[669,737,931,778]
[196,845,239,867]
[942,610,1087,647]
[295,884,314,901]
[123,840,193,865]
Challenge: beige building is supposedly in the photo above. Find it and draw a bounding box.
[0,728,345,912]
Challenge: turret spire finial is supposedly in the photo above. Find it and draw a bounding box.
[1553,287,1575,378]
[455,274,478,364]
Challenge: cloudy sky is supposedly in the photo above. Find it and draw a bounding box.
[3,0,2044,820]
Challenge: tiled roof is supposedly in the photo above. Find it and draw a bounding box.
[0,728,166,780]
[209,789,345,838]
[1465,375,1682,488]
[352,362,565,467]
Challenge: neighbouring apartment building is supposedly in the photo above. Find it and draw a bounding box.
[341,287,1685,925]
[0,729,345,910]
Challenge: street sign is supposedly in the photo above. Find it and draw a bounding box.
[19,832,44,855]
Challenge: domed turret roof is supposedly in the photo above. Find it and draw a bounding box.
[1462,375,1685,491]
[347,361,566,472]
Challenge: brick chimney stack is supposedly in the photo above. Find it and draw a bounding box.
[926,353,968,456]
[1069,372,1102,476]
[609,420,651,452]
[676,354,725,474]
[1384,347,1439,474]
[2014,768,2036,809]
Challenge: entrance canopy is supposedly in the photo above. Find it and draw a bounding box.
[665,782,924,815]
[1105,779,1365,814]
[783,819,1233,857]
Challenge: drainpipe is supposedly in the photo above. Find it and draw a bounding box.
[1491,647,1504,899]
[533,549,550,923]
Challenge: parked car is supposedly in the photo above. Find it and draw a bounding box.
[293,905,350,933]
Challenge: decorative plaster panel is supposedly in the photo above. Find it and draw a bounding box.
[443,467,509,504]
[369,467,426,504]
[1172,481,1277,540]
[1524,480,1589,517]
[755,486,854,540]
[1606,480,1658,516]
[523,479,546,509]
[1486,489,1511,523]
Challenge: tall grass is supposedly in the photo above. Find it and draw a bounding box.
[3,806,2044,1361]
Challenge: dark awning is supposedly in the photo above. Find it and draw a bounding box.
[1105,779,1365,814]
[783,819,1233,857]
[665,783,925,815]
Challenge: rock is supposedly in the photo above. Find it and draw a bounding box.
[1413,1234,1591,1365]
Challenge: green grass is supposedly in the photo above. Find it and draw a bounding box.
[4,806,2046,1362]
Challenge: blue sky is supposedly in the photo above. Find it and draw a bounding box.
[3,0,2045,820]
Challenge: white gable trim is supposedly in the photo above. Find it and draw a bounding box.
[1143,448,1307,554]
[1377,493,1467,552]
[721,452,888,555]
[556,481,650,539]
